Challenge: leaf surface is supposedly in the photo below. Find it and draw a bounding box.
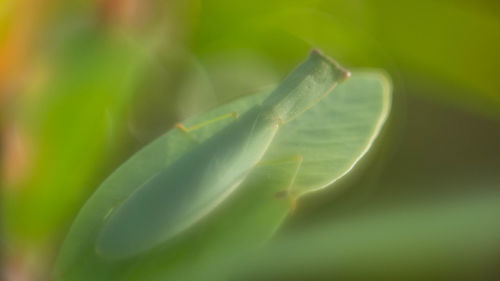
[54,70,391,281]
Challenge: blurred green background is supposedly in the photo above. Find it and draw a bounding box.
[1,0,499,280]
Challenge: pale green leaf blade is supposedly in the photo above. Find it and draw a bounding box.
[264,70,392,196]
[55,68,391,281]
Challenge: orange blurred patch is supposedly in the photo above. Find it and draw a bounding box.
[99,0,146,28]
[0,0,45,101]
[2,124,31,187]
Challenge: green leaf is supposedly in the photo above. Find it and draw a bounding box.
[194,0,500,118]
[3,27,147,241]
[264,70,391,196]
[54,69,391,280]
[235,190,500,280]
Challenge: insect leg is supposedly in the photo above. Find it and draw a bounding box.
[258,154,303,212]
[175,111,239,133]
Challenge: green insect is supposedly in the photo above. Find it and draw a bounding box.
[95,50,350,259]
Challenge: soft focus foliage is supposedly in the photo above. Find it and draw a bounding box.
[1,0,499,280]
